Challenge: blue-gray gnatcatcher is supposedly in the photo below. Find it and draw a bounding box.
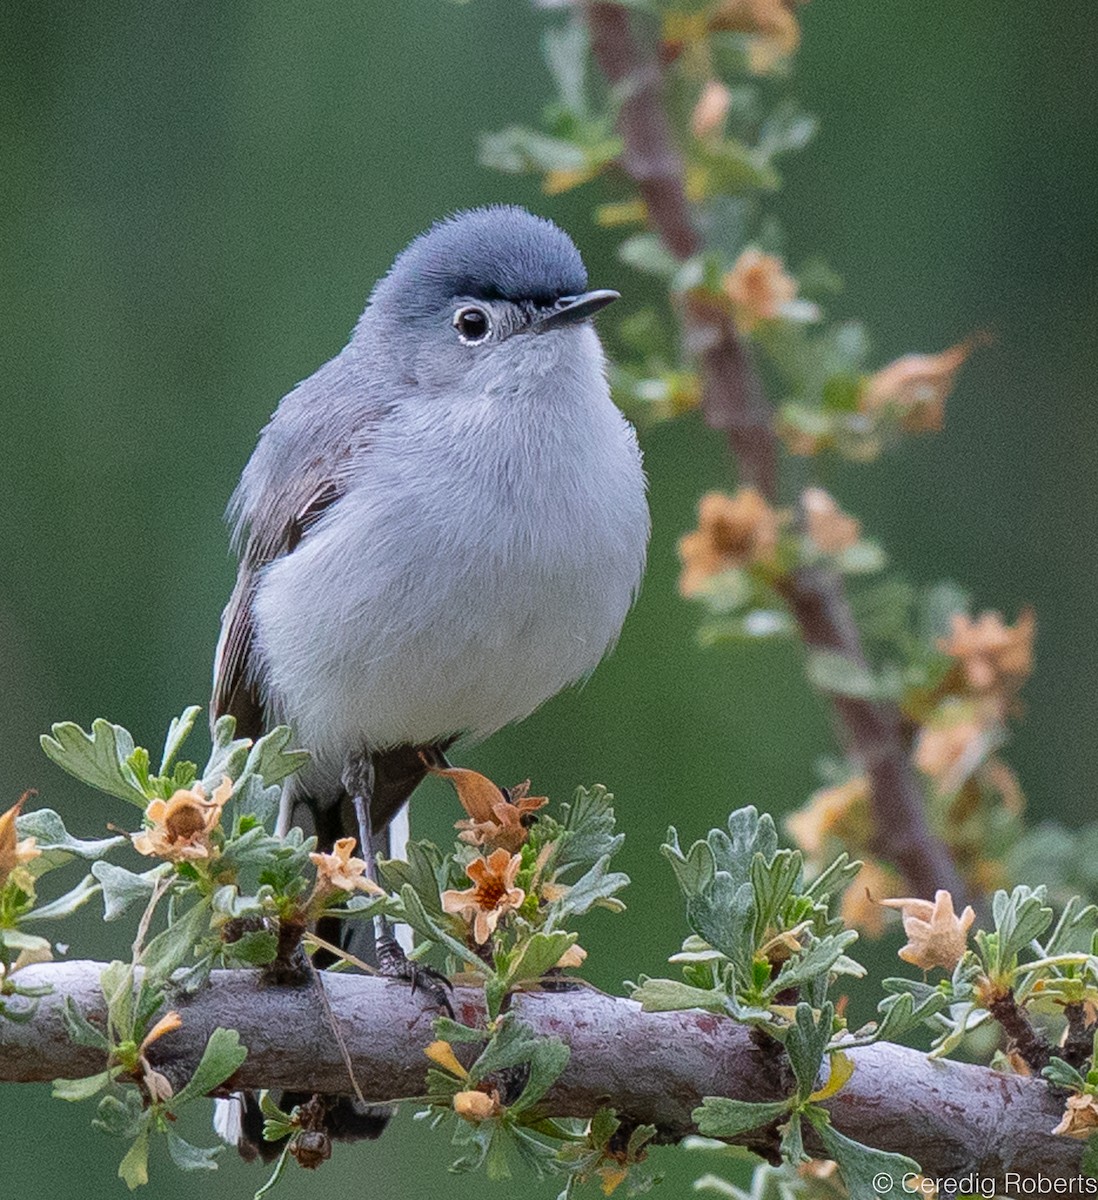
[211,206,648,1155]
[214,206,648,850]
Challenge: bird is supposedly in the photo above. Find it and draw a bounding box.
[211,205,649,1156]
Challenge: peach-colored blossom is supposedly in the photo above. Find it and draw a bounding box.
[441,848,525,945]
[678,488,785,596]
[132,778,232,863]
[880,890,975,972]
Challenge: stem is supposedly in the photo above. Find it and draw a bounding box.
[584,1,969,905]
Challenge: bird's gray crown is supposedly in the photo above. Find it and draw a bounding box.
[371,206,589,319]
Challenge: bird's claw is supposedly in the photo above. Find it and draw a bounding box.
[376,934,455,1016]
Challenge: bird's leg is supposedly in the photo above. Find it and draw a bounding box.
[341,753,453,1014]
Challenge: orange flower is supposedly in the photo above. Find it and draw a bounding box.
[441,848,525,945]
[708,0,803,73]
[914,706,994,792]
[785,776,868,858]
[453,1088,502,1122]
[802,488,861,555]
[428,764,549,854]
[137,1010,182,1104]
[556,943,588,970]
[938,608,1035,698]
[860,338,981,432]
[0,791,41,886]
[132,778,231,863]
[678,488,785,596]
[309,837,384,898]
[1053,1093,1098,1139]
[691,80,732,139]
[722,248,799,332]
[880,890,975,972]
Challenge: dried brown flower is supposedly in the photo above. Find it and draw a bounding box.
[723,248,799,331]
[431,766,548,854]
[861,338,981,432]
[0,791,41,887]
[1053,1093,1098,1139]
[132,777,231,863]
[309,837,384,898]
[880,889,975,972]
[678,488,785,596]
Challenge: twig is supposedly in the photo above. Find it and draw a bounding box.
[584,1,969,904]
[0,961,1081,1180]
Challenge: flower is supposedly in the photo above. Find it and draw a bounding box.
[309,837,384,897]
[0,791,41,887]
[938,608,1036,699]
[691,80,732,139]
[708,0,804,74]
[556,943,588,970]
[914,706,994,792]
[428,764,549,853]
[722,248,799,331]
[677,488,785,596]
[132,777,232,863]
[453,1088,502,1122]
[802,488,861,555]
[136,1010,182,1104]
[424,1039,468,1080]
[1052,1093,1098,1139]
[880,890,976,972]
[860,338,981,432]
[785,776,868,858]
[441,848,525,945]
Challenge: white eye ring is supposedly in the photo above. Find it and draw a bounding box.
[453,305,492,344]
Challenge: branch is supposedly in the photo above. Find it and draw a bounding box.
[0,962,1081,1180]
[585,1,968,905]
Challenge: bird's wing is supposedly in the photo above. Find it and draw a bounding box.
[212,355,375,738]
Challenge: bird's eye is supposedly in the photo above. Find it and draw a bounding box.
[453,305,491,344]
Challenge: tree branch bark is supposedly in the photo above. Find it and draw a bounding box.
[0,962,1081,1181]
[585,0,969,905]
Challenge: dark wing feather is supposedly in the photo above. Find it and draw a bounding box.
[212,477,343,739]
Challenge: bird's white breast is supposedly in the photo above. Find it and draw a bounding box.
[252,327,648,795]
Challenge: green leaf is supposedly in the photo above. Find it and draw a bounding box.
[803,854,861,905]
[661,828,717,899]
[470,1013,570,1115]
[224,928,279,966]
[618,233,682,280]
[479,126,588,174]
[710,808,779,886]
[1043,1056,1087,1091]
[805,651,890,701]
[202,715,253,791]
[783,1002,832,1101]
[92,861,169,921]
[15,808,128,872]
[62,996,110,1050]
[547,855,628,922]
[40,719,150,806]
[379,839,446,917]
[140,897,212,978]
[53,1069,114,1102]
[0,928,52,955]
[750,849,802,945]
[871,989,950,1043]
[398,885,484,970]
[543,21,588,117]
[1082,1133,1098,1179]
[687,876,756,985]
[22,873,100,920]
[93,1089,146,1139]
[693,1096,791,1139]
[631,977,729,1014]
[240,725,310,790]
[991,885,1054,968]
[553,785,624,875]
[118,1128,150,1190]
[166,1130,222,1171]
[172,1027,248,1107]
[765,931,860,998]
[505,931,577,988]
[159,706,202,775]
[804,1106,920,1196]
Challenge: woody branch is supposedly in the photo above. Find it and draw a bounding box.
[584,0,969,906]
[0,961,1080,1180]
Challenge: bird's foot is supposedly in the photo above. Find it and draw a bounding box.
[376,933,454,1016]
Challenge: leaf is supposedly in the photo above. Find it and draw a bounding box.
[228,774,282,832]
[40,719,150,807]
[53,1069,114,1102]
[693,1096,791,1139]
[398,885,484,970]
[554,785,624,874]
[92,861,169,921]
[172,1027,248,1107]
[166,1131,222,1171]
[379,840,446,917]
[765,930,860,998]
[224,928,279,966]
[505,931,577,988]
[687,876,756,985]
[750,849,802,945]
[479,126,588,174]
[23,873,100,920]
[547,855,628,922]
[783,1002,833,1101]
[201,716,253,791]
[16,808,128,872]
[872,989,950,1043]
[62,996,110,1050]
[991,885,1054,967]
[618,233,682,280]
[803,854,861,905]
[805,651,888,701]
[0,928,52,955]
[118,1128,150,1190]
[709,808,779,886]
[804,1107,920,1196]
[240,726,310,790]
[661,828,717,899]
[159,706,202,775]
[1043,1057,1087,1091]
[543,20,589,117]
[809,1050,854,1101]
[631,978,729,1014]
[469,1013,569,1115]
[93,1090,146,1139]
[140,897,212,978]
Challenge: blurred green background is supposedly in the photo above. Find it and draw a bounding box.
[2,0,1095,1195]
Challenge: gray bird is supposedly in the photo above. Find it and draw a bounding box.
[211,206,648,1155]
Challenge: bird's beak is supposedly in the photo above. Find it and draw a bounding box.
[534,289,620,332]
